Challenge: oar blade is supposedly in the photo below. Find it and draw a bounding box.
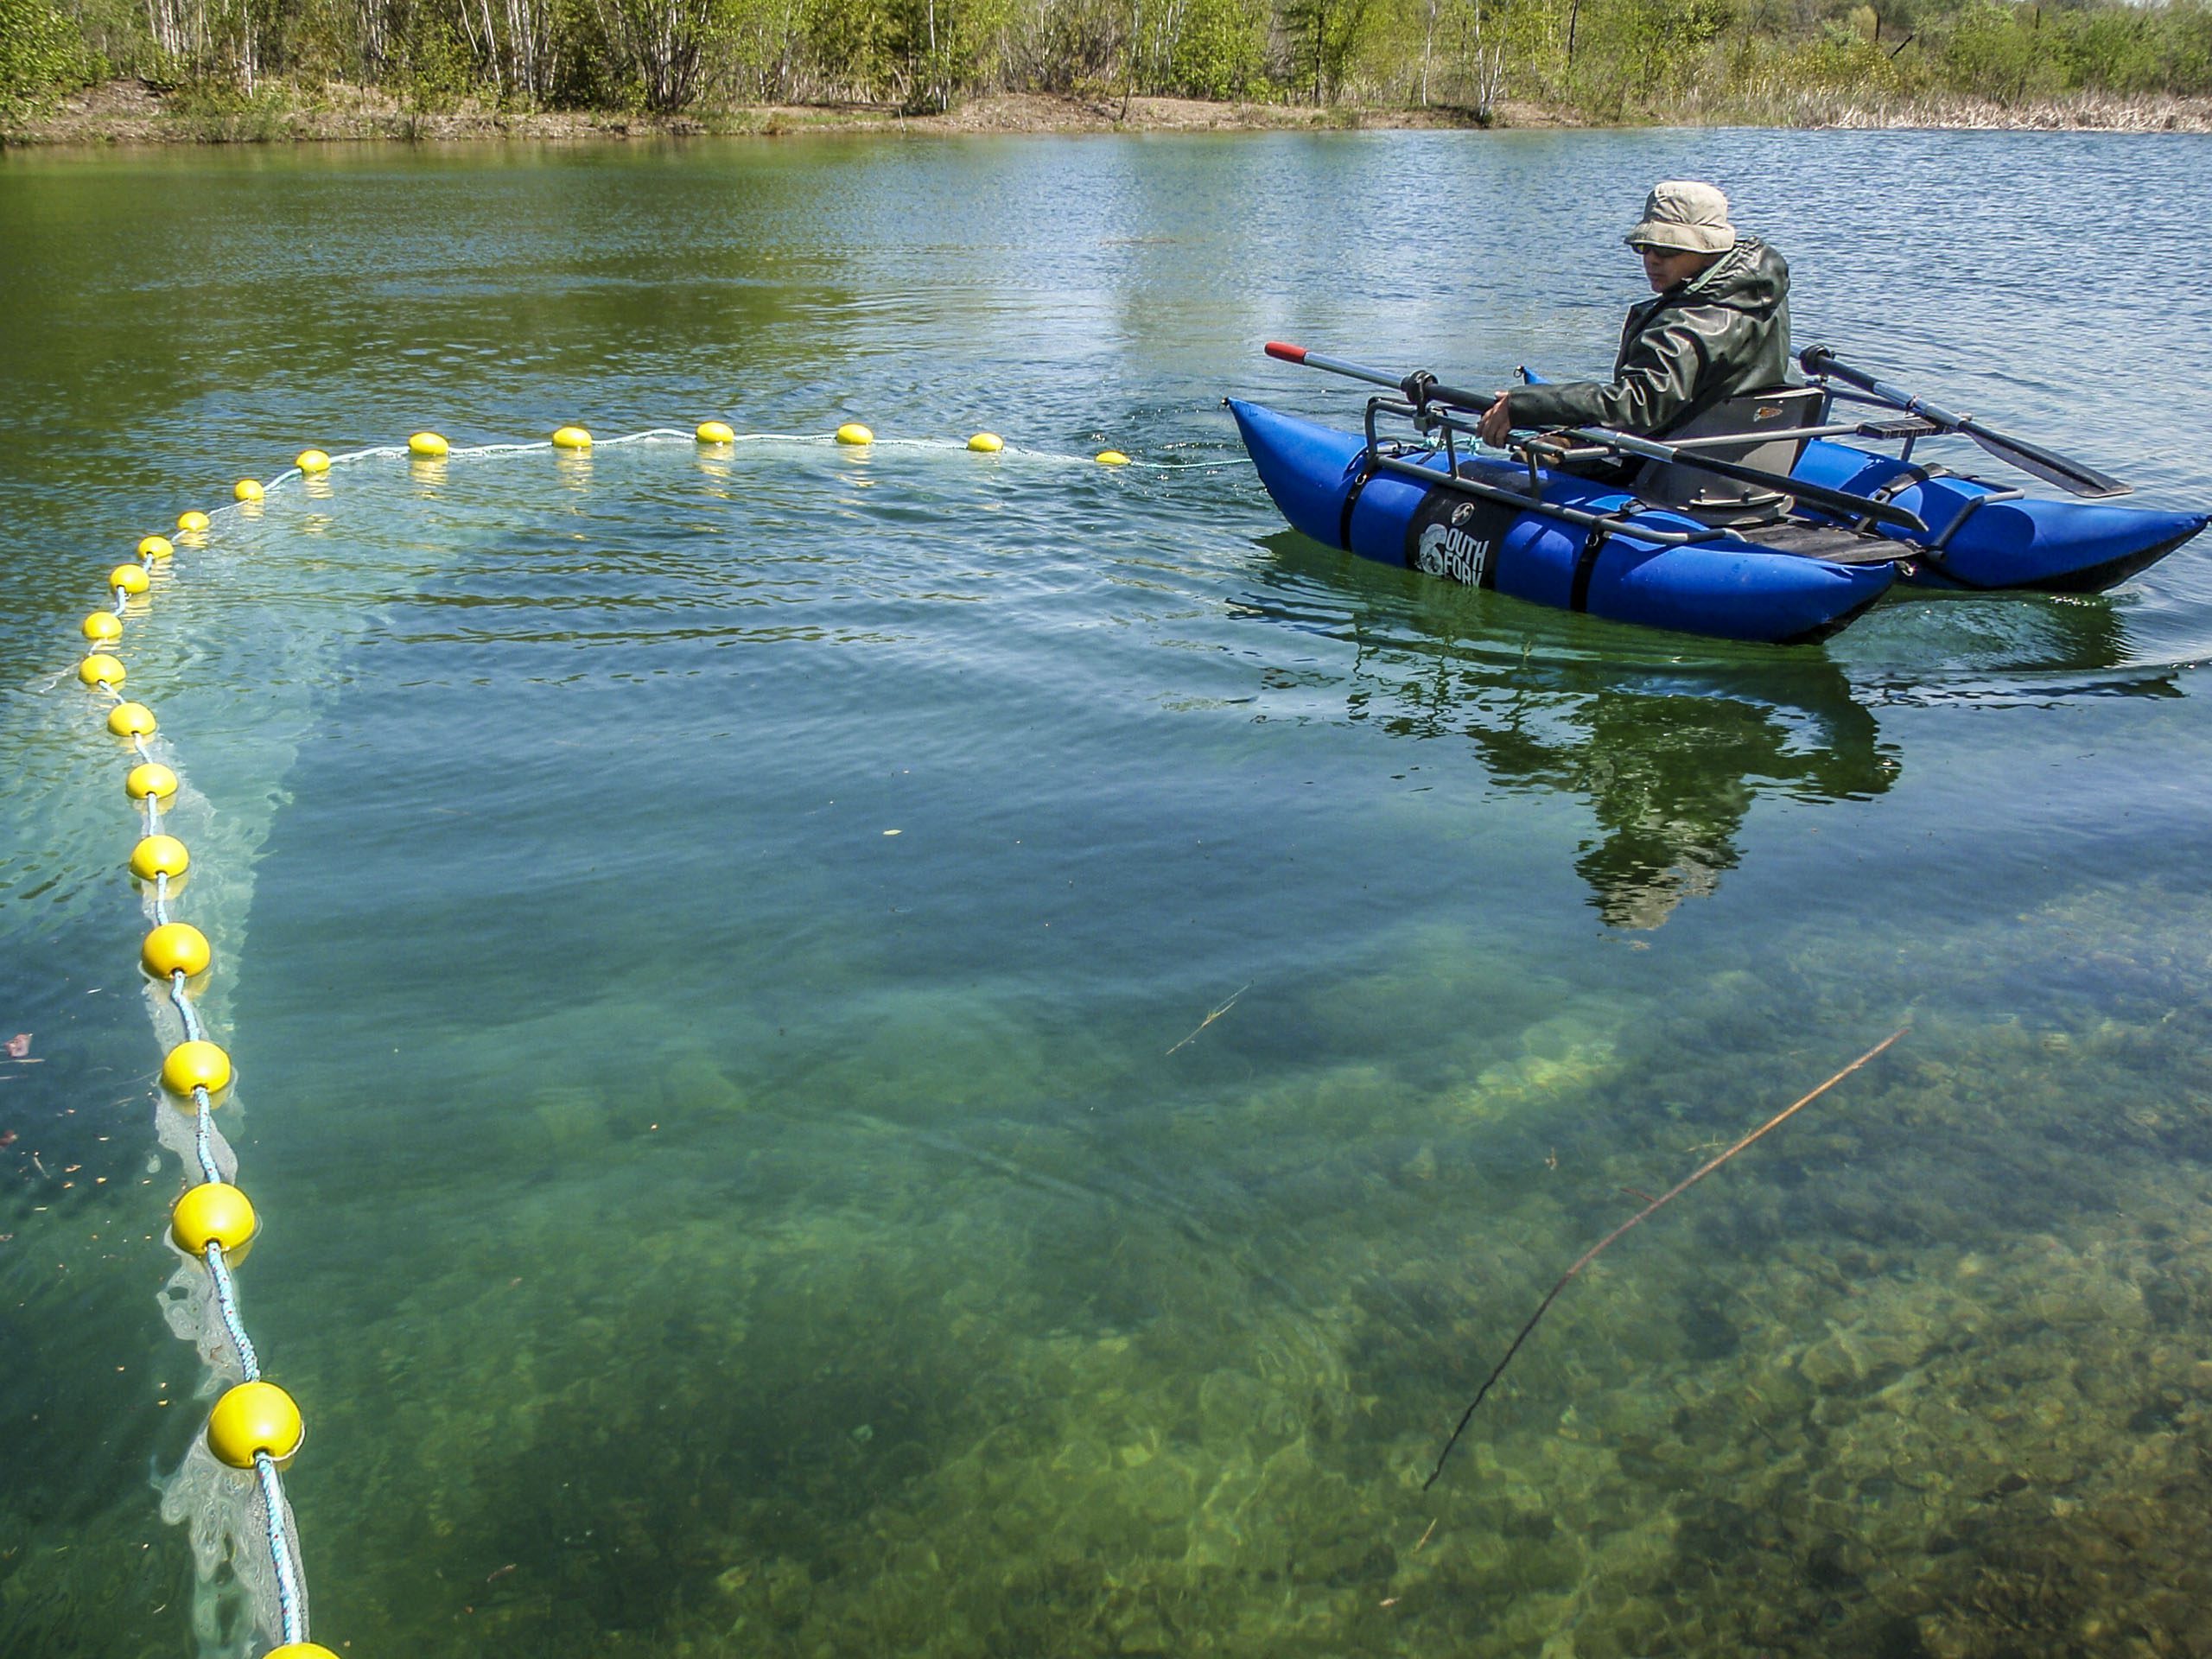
[1960,421,2133,499]
[1805,344,2134,499]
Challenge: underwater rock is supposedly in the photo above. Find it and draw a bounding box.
[530,1085,610,1147]
[1197,1368,1302,1462]
[1798,1333,1862,1394]
[662,1052,749,1115]
[760,1556,812,1624]
[1796,1319,1934,1395]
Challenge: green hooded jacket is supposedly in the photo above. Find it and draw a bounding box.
[1503,238,1792,438]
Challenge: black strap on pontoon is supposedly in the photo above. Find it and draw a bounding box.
[1338,458,1376,550]
[1866,464,1947,505]
[1570,499,1644,613]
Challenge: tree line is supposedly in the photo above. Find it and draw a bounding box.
[6,0,2210,126]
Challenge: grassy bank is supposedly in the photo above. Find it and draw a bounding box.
[10,76,2210,143]
[1653,86,2212,130]
[2,81,1507,144]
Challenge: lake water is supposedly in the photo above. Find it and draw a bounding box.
[5,129,2212,1659]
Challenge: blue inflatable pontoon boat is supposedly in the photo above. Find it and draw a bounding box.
[1234,344,2208,645]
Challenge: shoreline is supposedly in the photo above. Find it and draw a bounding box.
[10,83,2211,147]
[5,86,1512,147]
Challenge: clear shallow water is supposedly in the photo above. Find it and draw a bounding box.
[5,131,2212,1659]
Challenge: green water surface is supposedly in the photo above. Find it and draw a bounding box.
[6,131,2212,1659]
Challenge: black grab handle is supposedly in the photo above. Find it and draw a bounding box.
[1799,345,1880,396]
[1399,371,1497,415]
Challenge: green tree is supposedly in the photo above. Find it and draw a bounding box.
[1171,0,1264,93]
[902,0,1015,109]
[2055,4,2160,90]
[1277,0,1374,100]
[1942,0,2063,99]
[1576,0,1734,108]
[592,0,728,106]
[1,0,94,124]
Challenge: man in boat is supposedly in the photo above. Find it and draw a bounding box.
[1474,181,1791,447]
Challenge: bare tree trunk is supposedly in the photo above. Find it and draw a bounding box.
[358,0,385,79]
[483,0,505,95]
[456,0,495,92]
[146,0,189,61]
[927,0,945,109]
[1117,0,1137,114]
[506,0,531,98]
[1421,0,1438,104]
[1472,0,1503,111]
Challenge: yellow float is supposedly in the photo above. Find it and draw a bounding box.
[110,563,150,595]
[82,612,123,643]
[206,1381,304,1469]
[1096,450,1131,467]
[130,834,189,879]
[552,425,592,450]
[409,431,449,459]
[170,1182,257,1255]
[232,480,264,503]
[107,701,156,738]
[78,653,125,688]
[176,510,210,533]
[137,535,175,560]
[296,448,331,474]
[968,432,1004,453]
[836,423,874,447]
[124,762,178,801]
[696,421,735,445]
[162,1040,232,1097]
[142,922,211,978]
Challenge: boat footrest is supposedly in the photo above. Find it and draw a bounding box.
[1753,518,1907,566]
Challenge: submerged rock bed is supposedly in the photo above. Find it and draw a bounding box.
[248,886,2212,1658]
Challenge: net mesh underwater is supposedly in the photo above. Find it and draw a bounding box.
[73,423,1211,1658]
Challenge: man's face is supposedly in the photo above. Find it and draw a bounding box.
[1637,243,1712,292]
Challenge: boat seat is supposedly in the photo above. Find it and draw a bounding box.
[1635,385,1828,526]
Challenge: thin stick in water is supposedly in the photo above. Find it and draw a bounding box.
[1166,982,1250,1056]
[1422,1025,1908,1491]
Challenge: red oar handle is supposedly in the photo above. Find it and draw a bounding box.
[1263,341,1497,412]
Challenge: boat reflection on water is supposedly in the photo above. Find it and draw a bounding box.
[1238,534,2164,930]
[1457,668,1895,928]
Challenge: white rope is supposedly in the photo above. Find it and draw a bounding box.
[92,538,311,1652]
[255,1453,307,1646]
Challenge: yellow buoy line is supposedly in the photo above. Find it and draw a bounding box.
[81,524,334,1659]
[335,422,1229,470]
[69,413,1221,1655]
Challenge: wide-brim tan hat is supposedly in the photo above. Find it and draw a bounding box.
[1625,180,1735,255]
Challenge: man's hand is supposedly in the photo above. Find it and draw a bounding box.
[1477,392,1515,448]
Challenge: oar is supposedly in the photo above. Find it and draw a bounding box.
[1265,341,1497,410]
[1264,342,1929,536]
[1799,345,2133,499]
[1582,423,1929,533]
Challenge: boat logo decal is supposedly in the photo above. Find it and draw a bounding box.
[1407,497,1511,589]
[1416,519,1491,585]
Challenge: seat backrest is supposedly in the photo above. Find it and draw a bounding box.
[1637,385,1828,524]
